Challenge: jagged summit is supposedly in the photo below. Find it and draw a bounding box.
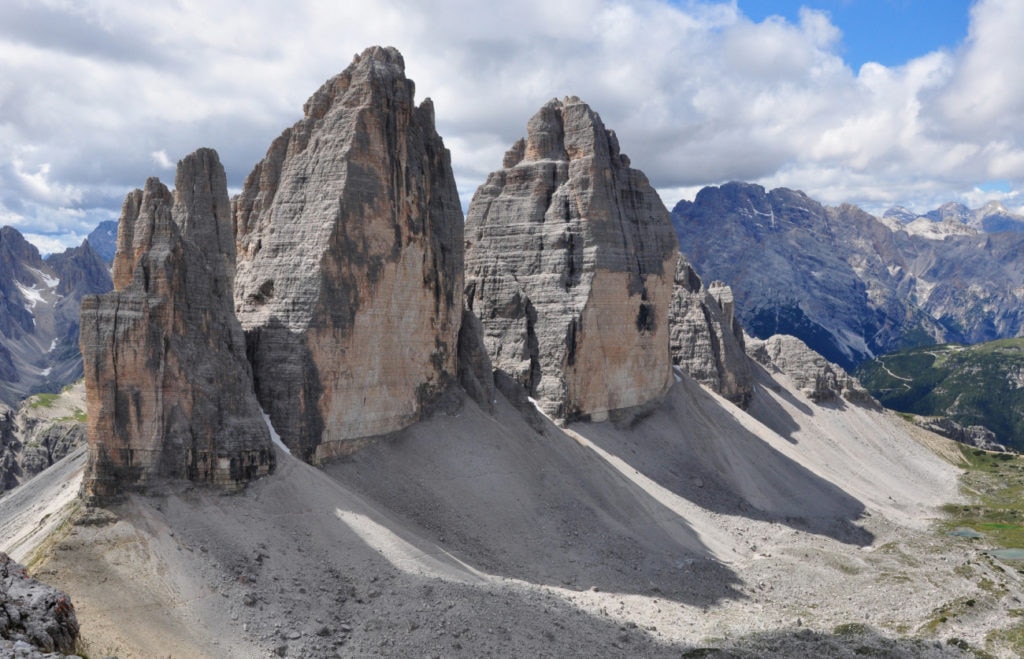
[882,199,1024,235]
[465,96,678,420]
[233,46,464,461]
[80,148,273,500]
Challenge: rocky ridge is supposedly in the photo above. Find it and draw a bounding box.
[233,46,464,462]
[669,254,753,407]
[464,96,678,420]
[883,200,1024,236]
[79,148,272,500]
[673,182,1024,370]
[911,416,1006,453]
[747,334,874,405]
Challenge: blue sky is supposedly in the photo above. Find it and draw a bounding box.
[738,1,972,69]
[1,0,1022,253]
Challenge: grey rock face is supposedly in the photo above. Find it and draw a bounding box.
[464,97,677,420]
[913,416,1007,452]
[0,552,78,655]
[747,334,874,405]
[85,219,119,263]
[673,183,1024,370]
[669,255,752,407]
[233,46,464,461]
[80,148,273,500]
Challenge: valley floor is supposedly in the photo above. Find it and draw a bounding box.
[3,364,1022,657]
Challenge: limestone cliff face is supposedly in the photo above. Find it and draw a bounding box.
[669,255,752,407]
[80,148,273,500]
[747,334,874,406]
[464,97,677,420]
[233,47,463,461]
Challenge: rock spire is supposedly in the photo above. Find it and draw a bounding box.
[464,97,678,420]
[80,148,273,500]
[233,46,464,461]
[669,255,753,407]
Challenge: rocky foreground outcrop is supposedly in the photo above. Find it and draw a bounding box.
[669,255,753,407]
[80,149,273,500]
[747,334,874,405]
[464,97,678,420]
[0,553,78,655]
[234,46,463,461]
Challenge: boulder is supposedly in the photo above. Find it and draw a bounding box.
[233,46,463,461]
[80,148,273,500]
[0,552,78,655]
[464,97,677,421]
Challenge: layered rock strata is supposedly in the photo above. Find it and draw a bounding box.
[669,255,753,407]
[747,334,874,405]
[80,148,273,500]
[464,97,677,420]
[233,46,463,461]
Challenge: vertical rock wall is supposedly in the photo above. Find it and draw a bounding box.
[464,97,677,421]
[669,255,753,407]
[80,148,273,500]
[233,46,464,461]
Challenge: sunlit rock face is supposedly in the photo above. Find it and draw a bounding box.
[233,46,464,461]
[747,333,874,406]
[464,97,677,421]
[81,148,273,501]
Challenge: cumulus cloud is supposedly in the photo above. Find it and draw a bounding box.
[1,0,1023,252]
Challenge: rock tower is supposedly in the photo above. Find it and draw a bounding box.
[80,148,273,500]
[233,46,464,461]
[464,97,678,420]
[669,255,753,407]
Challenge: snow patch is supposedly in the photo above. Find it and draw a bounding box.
[39,367,52,377]
[47,338,59,353]
[261,409,290,455]
[15,281,44,310]
[28,267,59,289]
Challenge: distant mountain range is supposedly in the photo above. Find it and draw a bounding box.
[883,200,1024,237]
[0,227,111,407]
[672,183,1024,371]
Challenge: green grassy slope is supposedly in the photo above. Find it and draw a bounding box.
[855,339,1024,451]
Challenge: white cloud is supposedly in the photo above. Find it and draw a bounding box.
[23,232,86,257]
[151,150,174,170]
[0,0,1022,243]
